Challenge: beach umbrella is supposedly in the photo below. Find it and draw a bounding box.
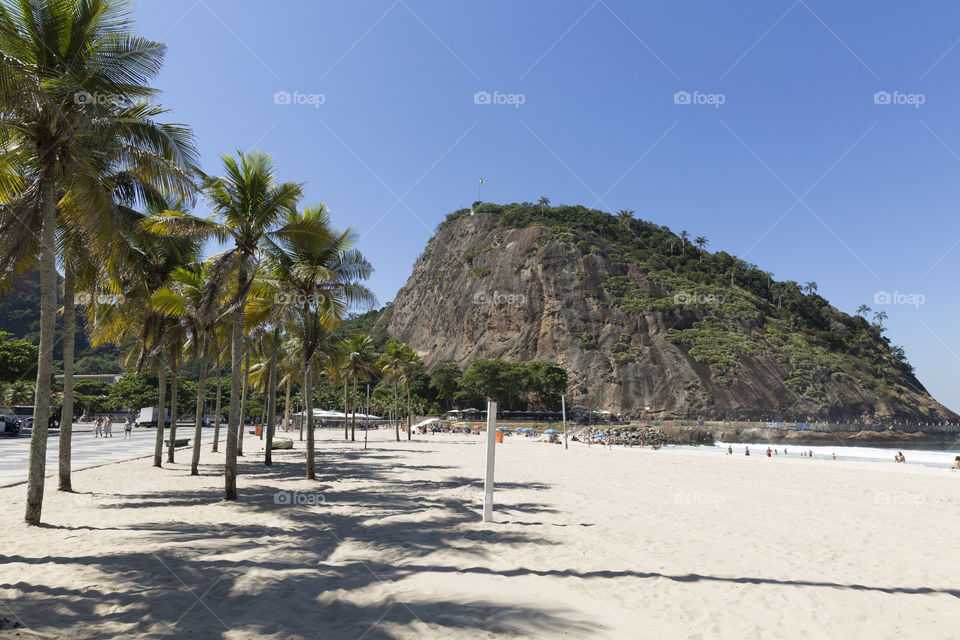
[544,429,557,434]
[496,426,508,431]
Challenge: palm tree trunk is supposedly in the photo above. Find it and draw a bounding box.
[238,345,250,456]
[212,366,222,452]
[58,266,76,492]
[304,356,316,479]
[190,336,208,475]
[167,360,178,463]
[407,384,413,441]
[393,380,400,442]
[265,326,280,466]
[283,376,291,436]
[154,357,166,467]
[343,380,349,440]
[224,265,247,501]
[351,377,357,441]
[24,180,57,525]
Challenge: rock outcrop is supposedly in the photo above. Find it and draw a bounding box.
[382,208,955,422]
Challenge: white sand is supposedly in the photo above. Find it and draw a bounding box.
[1,429,959,639]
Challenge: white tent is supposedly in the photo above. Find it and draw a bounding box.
[413,417,440,429]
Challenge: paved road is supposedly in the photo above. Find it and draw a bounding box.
[0,423,224,487]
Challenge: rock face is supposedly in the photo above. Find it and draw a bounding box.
[383,211,956,421]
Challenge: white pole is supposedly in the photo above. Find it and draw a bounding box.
[562,394,568,450]
[482,399,497,522]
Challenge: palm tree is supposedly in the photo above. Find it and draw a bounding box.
[143,150,302,499]
[803,281,818,295]
[616,209,634,230]
[399,344,423,441]
[0,0,198,524]
[856,304,871,317]
[693,236,707,261]
[151,260,227,475]
[378,341,407,442]
[538,196,550,221]
[259,204,374,477]
[873,311,888,329]
[344,334,378,441]
[679,230,689,255]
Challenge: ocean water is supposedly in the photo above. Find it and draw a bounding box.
[672,441,960,470]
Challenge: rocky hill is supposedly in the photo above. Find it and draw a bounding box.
[380,203,955,422]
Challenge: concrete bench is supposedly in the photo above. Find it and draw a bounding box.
[164,438,190,447]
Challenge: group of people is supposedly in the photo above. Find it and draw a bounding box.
[728,445,816,458]
[93,416,133,438]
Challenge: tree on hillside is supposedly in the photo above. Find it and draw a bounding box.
[679,230,690,255]
[803,281,818,295]
[856,304,871,317]
[0,332,38,382]
[873,311,888,330]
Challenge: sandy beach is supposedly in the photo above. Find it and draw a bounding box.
[1,429,959,639]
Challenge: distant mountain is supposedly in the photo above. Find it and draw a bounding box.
[0,267,120,375]
[378,203,955,422]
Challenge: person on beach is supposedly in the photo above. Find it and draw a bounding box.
[953,456,960,470]
[94,417,103,437]
[766,447,772,457]
[895,452,905,463]
[104,416,113,438]
[808,449,813,458]
[784,448,788,455]
[124,417,132,438]
[832,453,836,460]
[745,446,750,456]
[727,445,733,455]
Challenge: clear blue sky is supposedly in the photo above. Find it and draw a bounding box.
[132,0,960,412]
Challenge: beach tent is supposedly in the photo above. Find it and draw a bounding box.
[496,426,508,431]
[413,417,440,429]
[544,429,557,434]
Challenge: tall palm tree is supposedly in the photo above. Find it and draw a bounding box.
[856,304,871,317]
[873,311,888,329]
[378,341,406,442]
[0,0,198,524]
[151,260,226,475]
[679,230,689,256]
[399,344,423,441]
[537,196,550,222]
[259,204,374,477]
[616,209,634,230]
[803,281,818,295]
[344,333,378,442]
[143,150,302,499]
